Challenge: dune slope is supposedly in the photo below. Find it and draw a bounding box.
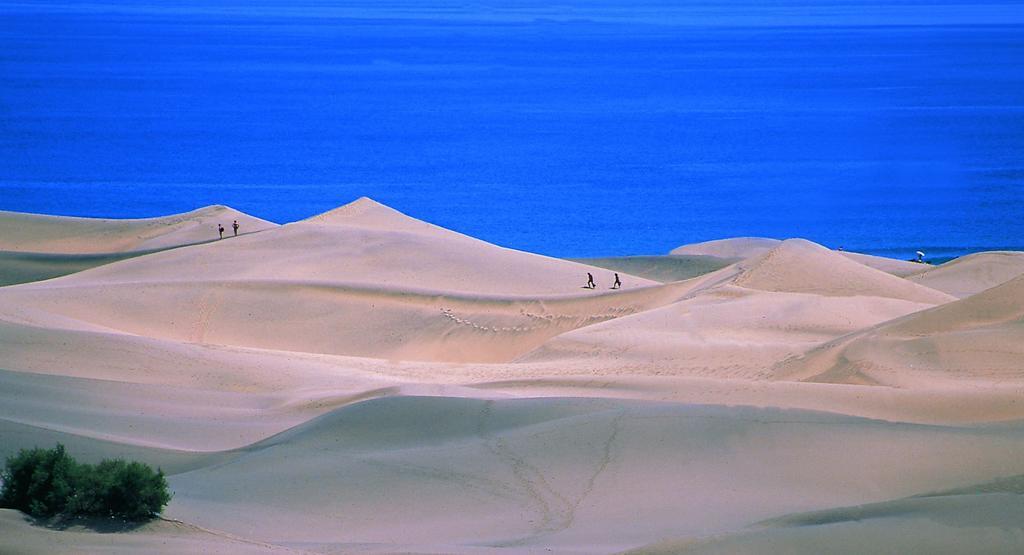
[732,239,954,303]
[0,510,291,555]
[0,205,276,254]
[525,240,950,377]
[909,251,1024,298]
[670,237,781,259]
[625,489,1024,555]
[775,273,1024,386]
[669,237,931,277]
[522,284,937,379]
[0,206,278,286]
[570,255,735,283]
[165,397,1024,553]
[839,251,930,277]
[0,198,671,362]
[3,202,1023,554]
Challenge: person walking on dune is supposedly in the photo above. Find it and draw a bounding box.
[612,273,621,289]
[232,220,239,237]
[218,224,224,239]
[586,273,596,289]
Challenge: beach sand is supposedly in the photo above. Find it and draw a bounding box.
[1,198,1023,554]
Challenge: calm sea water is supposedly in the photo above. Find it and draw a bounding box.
[1,1,1023,259]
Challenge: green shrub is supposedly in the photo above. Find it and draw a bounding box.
[0,444,79,518]
[77,459,171,520]
[0,445,171,521]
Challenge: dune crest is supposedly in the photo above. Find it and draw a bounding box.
[775,273,1024,386]
[671,236,930,277]
[731,239,954,303]
[0,205,276,254]
[909,251,1024,298]
[3,202,1024,554]
[301,196,444,236]
[839,251,930,277]
[0,198,670,362]
[164,397,1024,551]
[670,237,780,259]
[520,241,950,378]
[521,284,937,379]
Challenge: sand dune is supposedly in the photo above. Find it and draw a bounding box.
[0,418,219,478]
[625,488,1024,554]
[18,198,653,295]
[3,200,1023,553]
[0,206,278,286]
[570,255,734,283]
[839,251,930,277]
[522,285,936,379]
[0,277,693,363]
[0,198,672,362]
[670,236,930,277]
[0,367,323,453]
[670,237,780,259]
[16,395,1021,554]
[732,239,954,303]
[467,374,1024,425]
[775,273,1024,386]
[0,205,276,254]
[522,241,947,378]
[0,250,148,287]
[0,510,292,555]
[164,397,1024,553]
[909,250,1024,298]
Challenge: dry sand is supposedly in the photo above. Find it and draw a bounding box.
[670,236,782,259]
[1,198,1023,554]
[669,236,931,277]
[0,205,277,254]
[0,206,278,286]
[570,255,735,283]
[908,250,1024,298]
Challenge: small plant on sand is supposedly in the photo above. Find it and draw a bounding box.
[0,444,171,521]
[0,444,78,518]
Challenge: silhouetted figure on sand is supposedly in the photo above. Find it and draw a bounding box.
[232,220,239,236]
[218,224,224,239]
[586,273,596,289]
[612,273,621,289]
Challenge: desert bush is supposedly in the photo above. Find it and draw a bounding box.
[74,459,171,520]
[0,444,79,518]
[0,445,171,521]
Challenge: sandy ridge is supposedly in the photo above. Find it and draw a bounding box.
[2,198,1024,553]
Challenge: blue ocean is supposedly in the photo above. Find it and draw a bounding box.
[1,1,1022,259]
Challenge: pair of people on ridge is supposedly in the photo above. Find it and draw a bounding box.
[586,273,621,290]
[217,220,240,239]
